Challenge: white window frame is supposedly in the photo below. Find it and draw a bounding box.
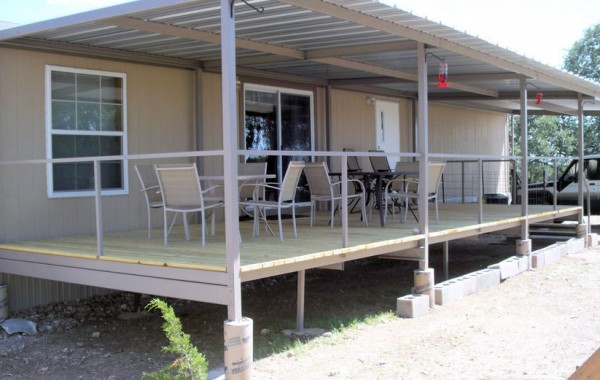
[45,65,128,198]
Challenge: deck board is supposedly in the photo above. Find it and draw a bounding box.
[0,204,580,280]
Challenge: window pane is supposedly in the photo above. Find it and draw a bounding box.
[101,104,122,131]
[100,136,122,156]
[75,135,100,157]
[76,162,94,190]
[77,74,100,102]
[52,135,76,158]
[101,77,122,104]
[101,161,123,189]
[52,101,76,130]
[51,71,76,101]
[53,163,76,191]
[77,103,101,131]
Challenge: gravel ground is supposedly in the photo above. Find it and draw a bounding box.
[253,246,600,379]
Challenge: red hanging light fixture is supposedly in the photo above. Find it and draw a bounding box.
[535,91,544,105]
[437,62,449,88]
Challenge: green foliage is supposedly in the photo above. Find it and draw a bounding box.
[143,298,208,380]
[564,23,600,82]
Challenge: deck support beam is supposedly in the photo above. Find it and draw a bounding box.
[296,270,306,331]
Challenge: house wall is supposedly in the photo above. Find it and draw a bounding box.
[329,88,414,173]
[0,47,195,243]
[429,103,510,201]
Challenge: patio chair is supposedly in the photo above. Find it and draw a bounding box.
[385,162,445,224]
[238,162,268,203]
[239,161,305,241]
[154,163,224,246]
[343,147,372,212]
[303,161,368,228]
[381,161,419,223]
[134,164,164,238]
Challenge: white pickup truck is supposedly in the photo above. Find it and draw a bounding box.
[528,159,600,213]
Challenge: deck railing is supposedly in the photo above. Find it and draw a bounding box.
[0,150,589,255]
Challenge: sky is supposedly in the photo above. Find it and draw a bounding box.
[0,0,598,69]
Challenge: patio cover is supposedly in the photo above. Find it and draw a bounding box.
[1,0,599,115]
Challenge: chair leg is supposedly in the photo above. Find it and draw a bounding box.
[330,200,336,228]
[163,210,169,246]
[278,208,284,241]
[310,200,315,227]
[210,210,216,236]
[292,205,298,239]
[402,198,409,223]
[361,194,368,226]
[183,212,191,241]
[200,210,206,246]
[147,207,152,239]
[435,197,439,224]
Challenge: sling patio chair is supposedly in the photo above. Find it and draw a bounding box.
[303,161,368,228]
[134,164,164,238]
[239,161,305,241]
[154,163,224,246]
[384,162,446,224]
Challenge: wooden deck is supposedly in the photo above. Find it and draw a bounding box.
[0,204,580,285]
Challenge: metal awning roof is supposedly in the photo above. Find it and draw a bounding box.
[1,0,599,114]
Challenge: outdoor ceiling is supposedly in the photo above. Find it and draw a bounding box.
[2,0,600,115]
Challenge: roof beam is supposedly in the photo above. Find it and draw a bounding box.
[106,16,305,59]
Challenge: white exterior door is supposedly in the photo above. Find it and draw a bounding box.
[375,100,400,167]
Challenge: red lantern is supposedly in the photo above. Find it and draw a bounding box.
[437,62,449,88]
[535,91,543,105]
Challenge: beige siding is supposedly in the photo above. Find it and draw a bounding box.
[329,89,414,172]
[429,103,510,201]
[0,273,112,312]
[0,47,195,242]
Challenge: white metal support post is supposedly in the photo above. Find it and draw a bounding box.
[414,43,434,308]
[517,79,532,261]
[519,79,529,240]
[221,2,253,379]
[577,94,584,225]
[417,43,429,270]
[221,0,242,323]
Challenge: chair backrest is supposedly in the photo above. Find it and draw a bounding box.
[155,164,203,207]
[303,161,333,197]
[343,148,362,172]
[395,161,419,174]
[134,164,162,204]
[369,150,391,172]
[428,162,446,194]
[279,161,305,202]
[587,159,600,180]
[239,162,267,199]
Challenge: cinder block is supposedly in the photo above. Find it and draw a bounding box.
[556,242,568,257]
[567,238,585,254]
[515,255,529,273]
[396,294,430,318]
[488,256,520,280]
[588,233,599,247]
[531,251,545,268]
[434,279,464,305]
[544,246,561,265]
[458,274,477,296]
[474,268,501,291]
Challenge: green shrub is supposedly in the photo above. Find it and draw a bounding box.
[143,298,208,380]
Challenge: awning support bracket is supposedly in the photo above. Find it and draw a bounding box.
[230,0,265,18]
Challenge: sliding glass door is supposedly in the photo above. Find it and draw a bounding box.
[244,85,313,192]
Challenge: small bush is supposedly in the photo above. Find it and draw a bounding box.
[143,298,208,380]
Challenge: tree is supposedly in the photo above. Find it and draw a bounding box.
[564,24,600,82]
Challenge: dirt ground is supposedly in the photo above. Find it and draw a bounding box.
[1,237,599,379]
